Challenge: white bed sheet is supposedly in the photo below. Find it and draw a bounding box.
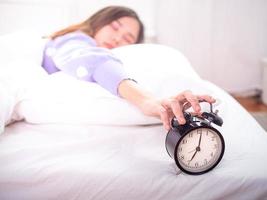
[0,80,267,200]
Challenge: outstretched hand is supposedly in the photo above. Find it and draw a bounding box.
[140,90,216,130]
[118,80,215,130]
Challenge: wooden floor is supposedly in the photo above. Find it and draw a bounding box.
[231,95,267,131]
[231,95,267,113]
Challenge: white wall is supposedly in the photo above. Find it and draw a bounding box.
[0,0,156,41]
[156,0,267,94]
[0,0,73,35]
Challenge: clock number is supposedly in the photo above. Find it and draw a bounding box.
[204,159,208,165]
[182,139,187,144]
[210,152,214,157]
[211,136,216,141]
[189,133,193,138]
[180,155,185,160]
[178,147,182,152]
[206,130,209,136]
[197,129,202,134]
[195,162,199,167]
[214,144,218,149]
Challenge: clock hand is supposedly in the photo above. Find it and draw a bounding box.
[188,149,196,153]
[188,149,198,162]
[188,133,202,161]
[198,132,202,148]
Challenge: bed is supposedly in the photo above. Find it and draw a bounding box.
[0,30,267,200]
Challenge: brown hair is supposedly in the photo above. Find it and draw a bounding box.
[49,6,144,43]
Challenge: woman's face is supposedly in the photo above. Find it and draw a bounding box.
[94,16,140,49]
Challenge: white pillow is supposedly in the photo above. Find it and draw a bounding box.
[0,29,48,101]
[17,72,160,125]
[112,44,201,97]
[0,29,47,68]
[15,44,213,126]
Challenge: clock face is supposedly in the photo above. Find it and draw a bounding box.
[175,127,224,174]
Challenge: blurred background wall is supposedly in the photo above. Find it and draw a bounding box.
[0,0,266,96]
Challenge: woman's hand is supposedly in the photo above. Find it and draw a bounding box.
[118,80,215,131]
[139,90,216,130]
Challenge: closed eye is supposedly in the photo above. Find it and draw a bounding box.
[110,19,137,44]
[123,35,134,44]
[110,21,120,31]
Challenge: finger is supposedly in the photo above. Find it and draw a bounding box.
[174,91,187,104]
[183,91,201,114]
[170,99,186,124]
[162,99,185,125]
[182,101,192,111]
[158,106,171,130]
[173,90,193,112]
[197,95,216,103]
[167,108,175,119]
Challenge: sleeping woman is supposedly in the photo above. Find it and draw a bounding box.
[1,6,215,132]
[42,6,217,130]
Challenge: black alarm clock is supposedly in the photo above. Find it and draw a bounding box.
[165,101,225,175]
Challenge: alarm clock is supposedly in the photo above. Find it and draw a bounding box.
[165,101,225,175]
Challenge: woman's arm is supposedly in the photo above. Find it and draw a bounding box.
[43,33,215,129]
[118,79,216,130]
[42,32,130,96]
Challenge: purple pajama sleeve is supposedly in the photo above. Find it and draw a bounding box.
[41,31,129,96]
